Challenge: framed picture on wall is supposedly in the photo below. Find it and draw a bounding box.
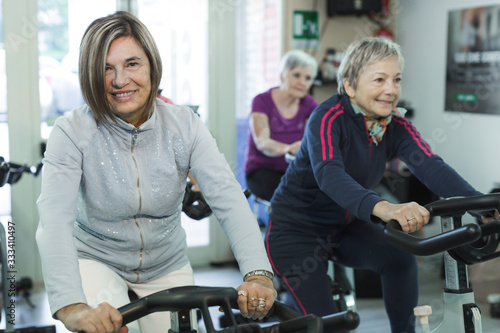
[445,5,500,115]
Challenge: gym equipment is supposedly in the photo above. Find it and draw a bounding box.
[182,180,212,220]
[118,285,360,332]
[385,193,500,333]
[0,157,54,332]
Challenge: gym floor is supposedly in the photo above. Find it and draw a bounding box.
[2,255,499,332]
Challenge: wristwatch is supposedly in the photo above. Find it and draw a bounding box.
[243,270,274,282]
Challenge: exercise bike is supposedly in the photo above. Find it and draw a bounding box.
[384,193,500,333]
[118,285,360,333]
[0,157,52,332]
[182,181,358,331]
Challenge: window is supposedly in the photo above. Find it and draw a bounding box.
[38,0,116,138]
[138,0,210,247]
[0,0,11,220]
[236,0,282,119]
[138,0,209,124]
[235,0,282,186]
[35,0,210,247]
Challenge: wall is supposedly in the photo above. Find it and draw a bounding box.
[397,0,500,194]
[282,0,500,194]
[281,0,398,103]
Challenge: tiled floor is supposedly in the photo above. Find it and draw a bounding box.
[2,256,499,332]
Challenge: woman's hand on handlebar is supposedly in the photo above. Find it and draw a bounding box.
[373,200,430,233]
[235,276,277,321]
[56,302,128,333]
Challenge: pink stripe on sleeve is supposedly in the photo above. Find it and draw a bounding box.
[393,117,434,157]
[320,102,343,161]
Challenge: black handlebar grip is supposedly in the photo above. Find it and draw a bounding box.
[384,220,482,256]
[425,193,500,217]
[266,301,302,322]
[118,286,237,326]
[264,305,359,333]
[0,162,9,188]
[266,314,323,333]
[33,159,44,176]
[322,310,360,332]
[119,298,149,325]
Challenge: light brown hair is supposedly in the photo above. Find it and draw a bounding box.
[79,11,162,124]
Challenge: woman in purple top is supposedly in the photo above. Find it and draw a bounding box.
[245,50,318,201]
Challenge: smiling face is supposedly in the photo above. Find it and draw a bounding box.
[105,36,152,127]
[344,56,402,119]
[281,66,315,98]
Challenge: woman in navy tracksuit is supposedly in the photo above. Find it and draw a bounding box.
[265,38,484,333]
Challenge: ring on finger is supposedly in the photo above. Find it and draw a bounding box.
[238,290,248,298]
[257,298,266,308]
[407,216,416,222]
[248,297,258,307]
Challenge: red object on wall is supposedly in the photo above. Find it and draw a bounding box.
[375,26,394,41]
[382,0,390,16]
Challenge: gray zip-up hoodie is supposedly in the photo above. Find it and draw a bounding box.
[36,99,271,315]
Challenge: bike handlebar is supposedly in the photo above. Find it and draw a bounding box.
[0,157,43,187]
[424,193,500,217]
[265,302,359,333]
[384,193,500,258]
[117,285,360,333]
[119,286,236,325]
[384,220,482,256]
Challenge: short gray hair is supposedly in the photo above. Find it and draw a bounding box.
[337,37,404,95]
[279,49,318,78]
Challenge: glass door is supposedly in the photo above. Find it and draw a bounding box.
[3,0,236,273]
[138,0,211,250]
[38,0,214,264]
[235,0,282,188]
[0,0,10,222]
[0,0,118,284]
[39,0,117,139]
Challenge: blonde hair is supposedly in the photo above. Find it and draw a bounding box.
[337,37,404,95]
[79,11,162,124]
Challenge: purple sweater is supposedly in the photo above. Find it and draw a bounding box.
[244,88,318,175]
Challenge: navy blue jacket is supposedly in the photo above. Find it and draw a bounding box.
[270,94,480,235]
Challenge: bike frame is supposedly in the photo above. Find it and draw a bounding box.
[0,159,47,332]
[433,215,482,332]
[118,285,360,333]
[384,193,500,333]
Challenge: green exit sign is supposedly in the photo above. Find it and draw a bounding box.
[292,10,319,49]
[454,93,478,102]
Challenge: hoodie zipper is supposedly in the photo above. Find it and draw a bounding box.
[131,128,144,282]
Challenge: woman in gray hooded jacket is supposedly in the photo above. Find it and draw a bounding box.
[36,11,276,333]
